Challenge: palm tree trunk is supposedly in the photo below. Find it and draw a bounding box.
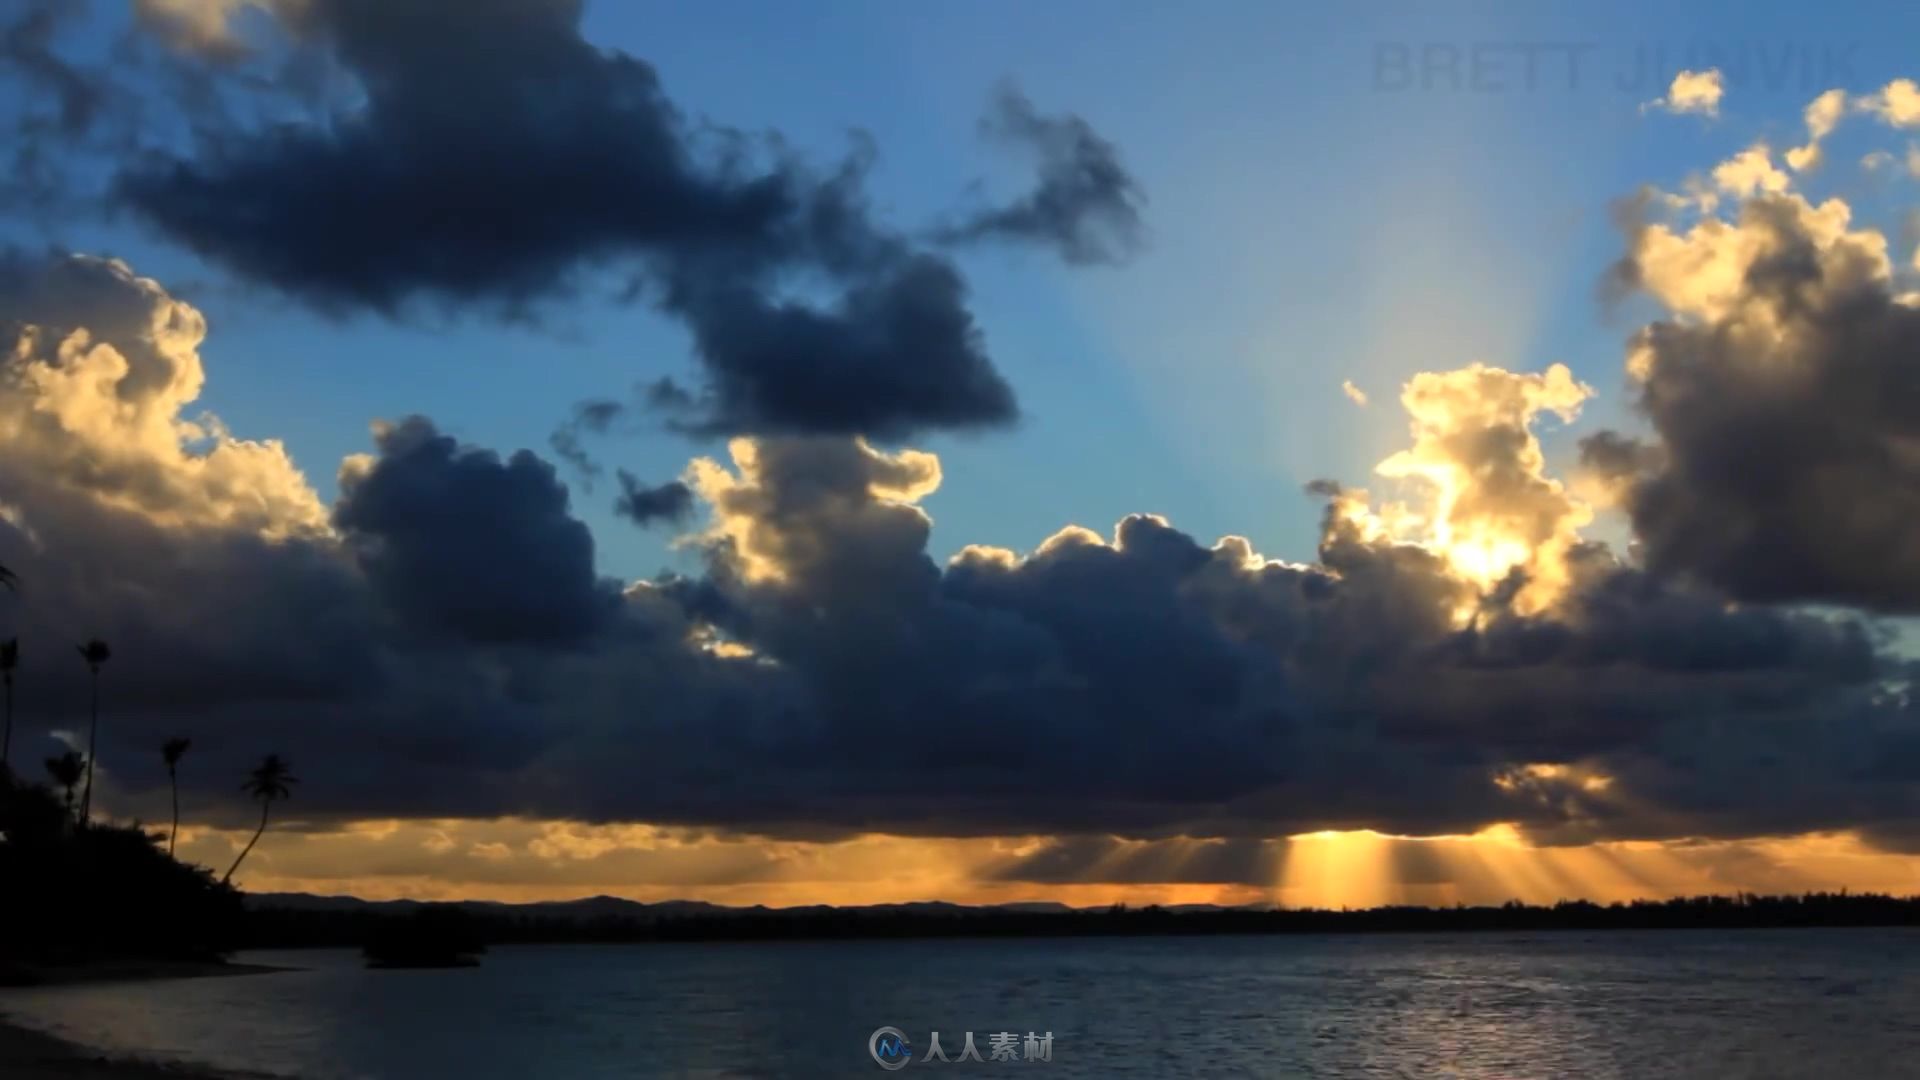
[169,767,180,857]
[79,669,98,823]
[224,800,271,885]
[2,674,11,772]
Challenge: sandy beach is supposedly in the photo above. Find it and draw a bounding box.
[0,962,294,1079]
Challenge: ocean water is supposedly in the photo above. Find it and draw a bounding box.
[4,930,1920,1078]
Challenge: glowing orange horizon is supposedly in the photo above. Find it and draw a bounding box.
[154,817,1920,910]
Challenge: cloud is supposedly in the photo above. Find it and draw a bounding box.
[933,83,1146,266]
[1643,69,1723,118]
[1710,144,1792,201]
[332,415,623,645]
[547,398,626,487]
[1592,180,1920,612]
[659,251,1017,440]
[1857,78,1920,128]
[97,0,1030,440]
[545,379,706,486]
[0,250,327,536]
[613,471,693,528]
[1344,362,1594,613]
[1340,380,1367,407]
[1786,89,1847,172]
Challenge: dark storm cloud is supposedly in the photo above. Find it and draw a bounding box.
[103,0,1020,439]
[612,471,692,528]
[663,252,1014,439]
[117,0,793,316]
[935,84,1146,265]
[1590,193,1920,612]
[332,415,622,645]
[530,434,1905,845]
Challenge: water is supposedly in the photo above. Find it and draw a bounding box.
[5,930,1920,1078]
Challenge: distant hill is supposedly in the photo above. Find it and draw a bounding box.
[236,891,1920,949]
[244,892,1084,922]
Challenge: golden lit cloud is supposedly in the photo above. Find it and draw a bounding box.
[1857,78,1920,128]
[1786,89,1847,171]
[1,257,327,538]
[1333,362,1593,614]
[1711,143,1791,200]
[686,436,941,585]
[1626,193,1882,326]
[1643,69,1724,118]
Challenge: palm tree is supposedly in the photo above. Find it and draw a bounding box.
[44,750,84,819]
[1,638,16,773]
[0,563,16,591]
[162,737,191,857]
[224,754,297,886]
[75,638,109,824]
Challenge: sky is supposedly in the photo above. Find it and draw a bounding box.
[4,0,1920,906]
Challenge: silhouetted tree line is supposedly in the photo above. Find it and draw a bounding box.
[0,774,242,974]
[239,891,1920,949]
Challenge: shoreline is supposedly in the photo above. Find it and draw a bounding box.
[0,962,296,1080]
[1,960,298,990]
[0,1017,245,1079]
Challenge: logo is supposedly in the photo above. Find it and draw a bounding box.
[869,1026,913,1070]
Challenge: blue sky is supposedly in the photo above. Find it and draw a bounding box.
[11,0,1916,583]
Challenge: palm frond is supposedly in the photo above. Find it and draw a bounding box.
[242,754,298,802]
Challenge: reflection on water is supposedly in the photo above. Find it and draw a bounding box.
[5,929,1920,1078]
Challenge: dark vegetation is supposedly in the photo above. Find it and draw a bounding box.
[362,908,487,968]
[0,751,303,978]
[0,773,241,978]
[241,891,1920,949]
